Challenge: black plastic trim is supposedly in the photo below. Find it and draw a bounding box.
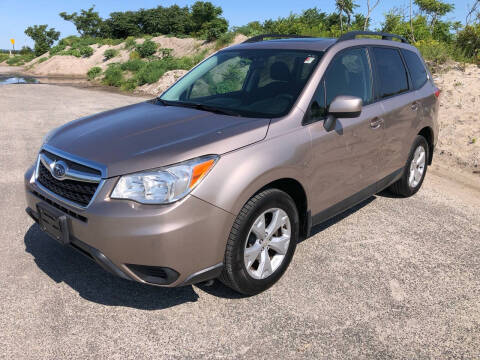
[311,168,403,226]
[181,263,224,286]
[243,34,313,43]
[126,264,180,285]
[337,31,409,44]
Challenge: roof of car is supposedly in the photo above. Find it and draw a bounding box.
[227,38,337,52]
[224,32,415,53]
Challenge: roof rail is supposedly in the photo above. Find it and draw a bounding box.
[243,34,314,43]
[337,31,409,44]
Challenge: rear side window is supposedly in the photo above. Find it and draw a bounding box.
[324,47,373,106]
[401,49,428,90]
[372,47,409,99]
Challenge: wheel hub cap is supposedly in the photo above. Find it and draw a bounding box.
[409,145,426,188]
[244,208,291,280]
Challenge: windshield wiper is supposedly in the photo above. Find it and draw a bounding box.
[188,103,241,117]
[155,99,241,116]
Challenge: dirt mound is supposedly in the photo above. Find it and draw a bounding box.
[136,69,188,96]
[26,43,129,77]
[23,34,248,78]
[435,64,480,171]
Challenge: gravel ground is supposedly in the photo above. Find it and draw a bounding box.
[1,84,480,359]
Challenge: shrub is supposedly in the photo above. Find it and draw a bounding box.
[121,78,138,91]
[129,51,141,60]
[159,48,173,58]
[80,46,94,57]
[124,36,136,49]
[38,57,48,63]
[69,48,82,57]
[6,56,24,65]
[120,59,146,72]
[87,66,102,80]
[49,44,66,55]
[103,64,123,86]
[215,32,235,50]
[135,60,167,84]
[136,39,157,58]
[456,25,480,59]
[414,40,449,65]
[103,48,118,60]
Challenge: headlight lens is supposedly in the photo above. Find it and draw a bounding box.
[111,155,218,204]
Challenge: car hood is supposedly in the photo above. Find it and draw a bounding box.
[47,101,270,177]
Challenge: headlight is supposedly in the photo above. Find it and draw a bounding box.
[111,155,218,204]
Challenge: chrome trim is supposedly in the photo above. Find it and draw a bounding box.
[42,144,107,178]
[39,152,101,183]
[34,146,107,210]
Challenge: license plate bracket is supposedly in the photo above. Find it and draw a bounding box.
[37,203,70,245]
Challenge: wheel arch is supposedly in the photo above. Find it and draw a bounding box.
[254,178,309,240]
[418,126,434,165]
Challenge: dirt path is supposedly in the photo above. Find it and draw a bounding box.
[1,84,479,359]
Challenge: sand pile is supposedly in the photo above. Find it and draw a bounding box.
[435,64,480,172]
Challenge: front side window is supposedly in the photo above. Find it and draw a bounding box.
[161,50,323,118]
[324,48,373,107]
[401,49,428,90]
[372,47,409,98]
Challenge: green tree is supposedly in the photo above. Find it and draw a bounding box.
[59,6,103,37]
[24,25,60,56]
[191,1,228,39]
[414,0,454,30]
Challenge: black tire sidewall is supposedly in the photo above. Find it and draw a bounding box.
[229,189,299,295]
[404,136,429,195]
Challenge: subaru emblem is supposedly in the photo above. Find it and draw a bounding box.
[52,162,66,179]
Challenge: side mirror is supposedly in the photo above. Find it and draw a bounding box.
[324,95,363,132]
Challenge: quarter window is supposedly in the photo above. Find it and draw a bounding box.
[401,49,428,90]
[324,48,373,107]
[372,47,409,99]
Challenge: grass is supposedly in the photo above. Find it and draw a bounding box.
[4,54,35,66]
[215,32,235,50]
[102,64,123,86]
[87,66,102,80]
[103,49,119,60]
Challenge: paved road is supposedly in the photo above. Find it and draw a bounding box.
[1,84,480,359]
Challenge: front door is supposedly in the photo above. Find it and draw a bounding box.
[305,47,384,216]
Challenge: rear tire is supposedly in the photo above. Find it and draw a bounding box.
[219,188,299,295]
[389,135,429,197]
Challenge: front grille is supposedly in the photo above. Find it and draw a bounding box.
[37,161,99,207]
[31,190,88,222]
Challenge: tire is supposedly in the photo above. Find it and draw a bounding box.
[389,135,429,197]
[219,188,299,295]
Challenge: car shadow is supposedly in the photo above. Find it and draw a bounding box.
[24,224,200,310]
[302,195,376,241]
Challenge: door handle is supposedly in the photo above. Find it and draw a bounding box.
[370,117,384,129]
[411,102,419,111]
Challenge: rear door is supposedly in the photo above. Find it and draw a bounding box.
[306,47,385,215]
[370,47,419,179]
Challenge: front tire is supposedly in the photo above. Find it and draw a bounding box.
[220,189,299,295]
[389,135,429,197]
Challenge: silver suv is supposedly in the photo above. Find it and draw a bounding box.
[25,31,439,295]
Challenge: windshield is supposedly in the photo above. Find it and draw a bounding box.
[160,49,323,118]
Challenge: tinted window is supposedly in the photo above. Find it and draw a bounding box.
[324,48,373,107]
[401,49,428,90]
[372,47,409,98]
[162,50,322,118]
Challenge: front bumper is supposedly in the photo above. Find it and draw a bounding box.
[24,166,234,287]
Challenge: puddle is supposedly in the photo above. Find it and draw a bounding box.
[0,76,39,84]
